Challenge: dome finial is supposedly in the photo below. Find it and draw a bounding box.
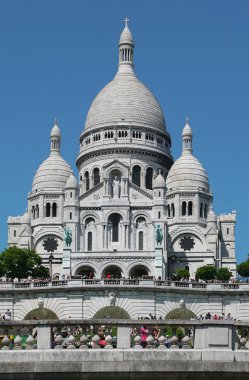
[182,118,193,155]
[50,119,61,155]
[124,17,129,28]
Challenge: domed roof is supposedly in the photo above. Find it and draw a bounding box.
[50,120,61,138]
[154,172,166,188]
[166,121,209,191]
[84,24,167,133]
[66,172,78,188]
[119,25,134,45]
[166,154,209,190]
[32,154,71,192]
[32,122,71,192]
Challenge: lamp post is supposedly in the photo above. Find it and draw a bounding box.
[49,253,54,279]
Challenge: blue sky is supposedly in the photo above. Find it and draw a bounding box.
[0,0,248,263]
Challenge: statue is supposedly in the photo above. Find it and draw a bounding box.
[155,224,163,245]
[109,292,116,306]
[38,297,44,308]
[63,226,72,247]
[112,176,120,198]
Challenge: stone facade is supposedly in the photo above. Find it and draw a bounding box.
[7,23,237,281]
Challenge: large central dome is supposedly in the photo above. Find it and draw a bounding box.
[84,24,167,133]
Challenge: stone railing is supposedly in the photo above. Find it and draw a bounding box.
[0,319,247,351]
[0,279,245,291]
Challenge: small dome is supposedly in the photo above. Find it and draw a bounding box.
[32,154,71,192]
[21,211,30,224]
[166,154,209,191]
[50,120,61,138]
[207,208,217,224]
[66,172,78,188]
[154,172,166,188]
[182,121,192,136]
[119,26,134,45]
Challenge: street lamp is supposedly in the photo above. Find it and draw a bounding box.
[48,253,54,279]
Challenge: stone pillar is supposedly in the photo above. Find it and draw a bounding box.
[117,326,131,348]
[62,248,71,277]
[37,325,52,349]
[131,223,136,250]
[103,178,110,198]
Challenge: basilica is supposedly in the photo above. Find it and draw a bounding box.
[7,23,237,280]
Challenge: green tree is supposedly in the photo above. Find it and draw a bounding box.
[0,247,49,280]
[216,267,232,282]
[173,268,190,280]
[196,265,217,281]
[237,261,249,278]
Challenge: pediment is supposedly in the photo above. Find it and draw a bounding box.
[103,159,129,177]
[19,227,31,238]
[205,226,218,235]
[129,183,153,201]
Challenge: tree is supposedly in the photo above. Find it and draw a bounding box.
[216,267,232,282]
[237,261,249,278]
[196,265,217,281]
[173,268,190,280]
[0,247,49,280]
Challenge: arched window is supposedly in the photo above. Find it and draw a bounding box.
[200,203,203,218]
[139,231,143,251]
[204,204,208,218]
[109,214,121,242]
[132,165,141,187]
[182,201,187,216]
[70,212,72,220]
[35,205,39,219]
[88,232,92,251]
[171,203,175,217]
[93,168,100,186]
[32,205,35,220]
[167,205,171,217]
[52,203,57,217]
[14,230,16,237]
[85,171,90,191]
[46,203,51,217]
[145,167,153,190]
[188,201,193,216]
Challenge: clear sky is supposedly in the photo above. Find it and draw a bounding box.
[0,0,248,263]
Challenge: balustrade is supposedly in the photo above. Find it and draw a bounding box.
[0,320,246,351]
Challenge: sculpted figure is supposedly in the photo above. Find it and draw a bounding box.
[63,226,72,247]
[112,176,120,198]
[155,224,163,245]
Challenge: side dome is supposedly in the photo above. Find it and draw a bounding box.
[32,121,71,192]
[166,155,209,190]
[84,24,167,133]
[166,121,209,191]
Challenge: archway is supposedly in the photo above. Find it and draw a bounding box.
[165,308,196,320]
[75,265,95,279]
[102,265,122,279]
[24,308,58,320]
[129,265,149,279]
[93,306,130,319]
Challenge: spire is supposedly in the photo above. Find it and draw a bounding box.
[50,118,61,155]
[118,18,134,73]
[182,117,193,155]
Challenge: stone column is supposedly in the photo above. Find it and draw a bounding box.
[131,223,136,250]
[37,325,52,349]
[117,326,131,348]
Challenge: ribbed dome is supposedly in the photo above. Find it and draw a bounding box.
[166,154,209,191]
[32,154,71,192]
[119,26,134,45]
[32,122,71,192]
[85,72,166,132]
[66,172,78,188]
[84,25,167,133]
[154,173,166,188]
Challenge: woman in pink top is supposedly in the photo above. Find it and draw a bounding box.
[140,325,149,348]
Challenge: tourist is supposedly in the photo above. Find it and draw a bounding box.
[139,325,149,348]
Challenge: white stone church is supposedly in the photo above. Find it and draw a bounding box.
[7,23,237,280]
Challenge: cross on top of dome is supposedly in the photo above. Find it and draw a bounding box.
[124,17,129,27]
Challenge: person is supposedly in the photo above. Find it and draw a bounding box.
[139,325,149,348]
[4,309,11,321]
[112,176,120,198]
